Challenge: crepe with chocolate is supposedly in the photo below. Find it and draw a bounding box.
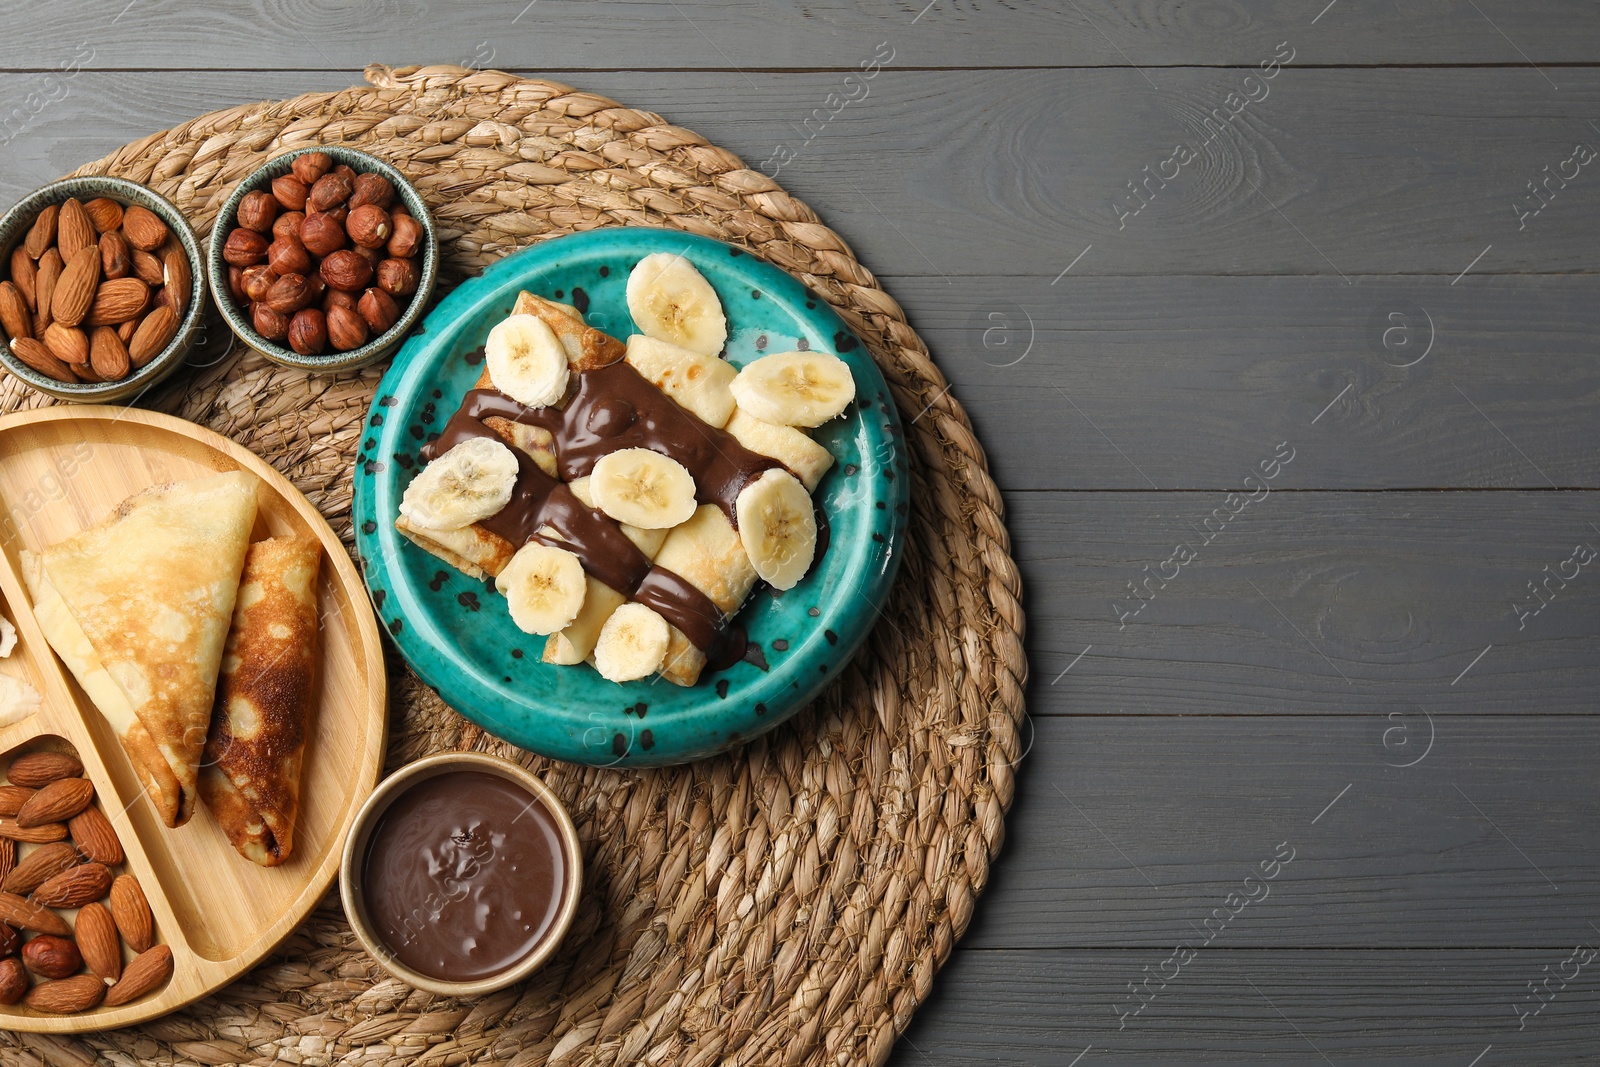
[201,535,321,866]
[398,290,836,685]
[27,471,258,826]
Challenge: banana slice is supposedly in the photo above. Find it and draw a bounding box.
[625,334,737,428]
[730,350,856,428]
[592,602,670,682]
[626,253,727,357]
[399,437,520,531]
[487,313,569,407]
[734,468,817,590]
[496,542,587,635]
[590,448,699,530]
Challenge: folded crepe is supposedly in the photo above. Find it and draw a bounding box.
[22,471,258,827]
[200,535,321,866]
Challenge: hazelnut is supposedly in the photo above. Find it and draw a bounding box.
[0,924,16,958]
[288,308,328,355]
[346,204,392,249]
[353,243,384,270]
[222,228,269,267]
[308,172,354,213]
[377,257,420,297]
[332,163,358,182]
[321,249,373,292]
[252,302,290,341]
[291,151,334,186]
[358,287,401,333]
[271,175,310,212]
[327,305,371,351]
[267,236,314,277]
[387,213,424,258]
[241,264,278,302]
[323,288,359,313]
[263,272,316,314]
[228,266,247,303]
[300,212,348,257]
[350,173,396,210]
[236,190,280,233]
[323,203,350,226]
[272,210,306,242]
[21,935,80,980]
[100,231,131,280]
[0,959,24,1005]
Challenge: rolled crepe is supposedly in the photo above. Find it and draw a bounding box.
[200,536,321,867]
[24,471,258,826]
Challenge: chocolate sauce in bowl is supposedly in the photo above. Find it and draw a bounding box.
[362,770,568,982]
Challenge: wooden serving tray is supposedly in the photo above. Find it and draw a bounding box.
[0,407,387,1032]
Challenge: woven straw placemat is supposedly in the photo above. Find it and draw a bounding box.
[0,65,1026,1067]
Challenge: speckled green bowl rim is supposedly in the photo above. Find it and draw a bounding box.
[0,177,207,403]
[205,145,439,374]
[337,751,583,997]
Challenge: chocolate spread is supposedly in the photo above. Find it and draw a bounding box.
[362,770,567,982]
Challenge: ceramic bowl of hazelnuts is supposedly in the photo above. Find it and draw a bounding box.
[206,146,438,373]
[0,176,206,402]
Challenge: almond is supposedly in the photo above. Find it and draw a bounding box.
[7,337,74,383]
[0,282,30,342]
[68,807,122,867]
[0,839,13,886]
[26,974,105,1014]
[108,875,153,952]
[84,277,150,326]
[23,204,58,259]
[42,322,89,366]
[75,902,121,984]
[50,246,100,328]
[117,318,136,345]
[89,326,131,383]
[0,786,35,817]
[84,197,124,234]
[131,248,164,287]
[9,248,36,309]
[121,205,169,252]
[8,751,83,787]
[128,305,177,367]
[31,861,111,908]
[0,819,68,844]
[56,199,97,262]
[15,778,94,828]
[3,841,79,895]
[100,230,131,280]
[162,245,191,316]
[33,248,61,334]
[0,892,70,936]
[103,943,171,1007]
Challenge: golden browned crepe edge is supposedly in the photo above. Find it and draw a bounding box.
[200,535,322,867]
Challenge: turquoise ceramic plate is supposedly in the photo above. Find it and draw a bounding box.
[353,228,907,766]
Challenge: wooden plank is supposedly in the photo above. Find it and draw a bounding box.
[1012,491,1600,714]
[961,715,1599,950]
[5,1,1600,70]
[891,948,1599,1064]
[897,275,1600,490]
[3,70,1600,278]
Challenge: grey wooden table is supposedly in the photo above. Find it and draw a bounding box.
[4,2,1597,1063]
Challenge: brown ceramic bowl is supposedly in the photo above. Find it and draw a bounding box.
[338,752,582,996]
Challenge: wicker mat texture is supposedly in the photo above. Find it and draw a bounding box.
[0,65,1026,1067]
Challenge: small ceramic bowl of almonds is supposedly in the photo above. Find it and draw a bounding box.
[206,146,438,374]
[0,177,205,403]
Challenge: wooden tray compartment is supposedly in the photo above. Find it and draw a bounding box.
[0,407,387,1032]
